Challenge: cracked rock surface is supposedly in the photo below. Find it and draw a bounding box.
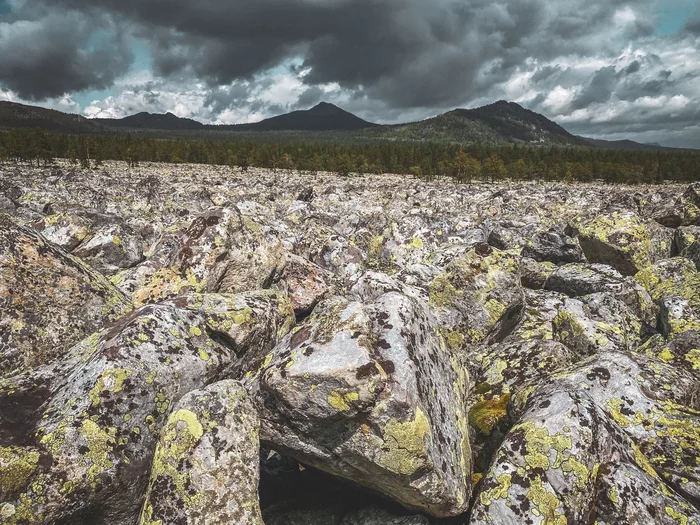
[0,162,698,524]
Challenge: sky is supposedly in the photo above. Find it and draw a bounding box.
[1,0,699,147]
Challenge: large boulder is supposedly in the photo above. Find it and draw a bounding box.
[0,214,131,377]
[553,293,643,356]
[282,254,334,317]
[139,380,263,525]
[0,302,234,525]
[470,351,700,524]
[575,212,652,276]
[32,212,92,251]
[249,292,472,517]
[428,244,524,347]
[674,226,700,270]
[545,263,656,324]
[164,291,296,377]
[521,229,585,264]
[635,257,700,310]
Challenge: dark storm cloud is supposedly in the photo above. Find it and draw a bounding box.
[571,66,619,109]
[5,0,657,107]
[0,8,132,100]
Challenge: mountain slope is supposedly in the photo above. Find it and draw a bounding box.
[96,112,204,131]
[221,102,378,131]
[363,101,589,146]
[0,101,103,133]
[582,137,683,151]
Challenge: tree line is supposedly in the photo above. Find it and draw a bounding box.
[0,127,698,184]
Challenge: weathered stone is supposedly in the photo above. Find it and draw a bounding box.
[546,263,656,324]
[675,226,700,270]
[471,351,700,525]
[0,214,131,377]
[283,254,333,317]
[635,257,700,310]
[32,212,92,251]
[520,257,556,289]
[553,293,643,356]
[659,296,700,338]
[428,244,524,346]
[72,221,144,276]
[0,303,233,525]
[139,380,263,525]
[250,292,472,517]
[638,331,700,385]
[521,229,584,264]
[165,291,296,377]
[575,212,652,276]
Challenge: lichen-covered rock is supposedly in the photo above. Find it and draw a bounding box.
[675,226,700,270]
[575,212,652,276]
[471,351,700,525]
[634,257,700,310]
[250,292,472,517]
[520,257,557,290]
[428,244,524,346]
[553,293,643,356]
[32,212,92,251]
[545,263,656,324]
[0,303,234,525]
[0,214,131,377]
[283,254,334,317]
[659,296,700,338]
[139,380,263,525]
[521,229,584,264]
[165,291,295,376]
[638,331,700,385]
[72,221,144,276]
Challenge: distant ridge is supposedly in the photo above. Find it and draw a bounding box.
[0,101,101,133]
[0,99,693,150]
[220,102,378,131]
[95,111,204,131]
[581,137,684,151]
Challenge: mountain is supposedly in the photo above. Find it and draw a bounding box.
[95,112,204,131]
[0,101,102,133]
[220,102,378,131]
[363,101,589,146]
[581,137,683,151]
[1,99,690,150]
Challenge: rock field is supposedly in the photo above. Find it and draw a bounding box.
[0,161,699,524]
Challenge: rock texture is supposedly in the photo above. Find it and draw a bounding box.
[140,380,263,525]
[1,162,698,524]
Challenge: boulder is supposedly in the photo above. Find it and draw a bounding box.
[250,292,472,517]
[553,293,643,356]
[659,296,700,338]
[0,214,131,377]
[674,226,700,270]
[139,380,263,525]
[519,257,556,289]
[521,229,584,264]
[575,212,652,276]
[638,331,700,385]
[470,351,700,525]
[72,221,144,276]
[428,244,524,346]
[282,254,333,317]
[32,212,92,251]
[164,291,295,377]
[0,302,233,525]
[634,257,700,309]
[545,263,656,324]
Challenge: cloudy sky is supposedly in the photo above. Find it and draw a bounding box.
[1,0,699,147]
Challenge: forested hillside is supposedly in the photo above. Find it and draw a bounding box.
[1,127,698,183]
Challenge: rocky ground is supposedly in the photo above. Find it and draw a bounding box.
[0,161,699,525]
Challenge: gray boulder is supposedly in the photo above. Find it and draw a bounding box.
[139,380,263,525]
[249,292,472,517]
